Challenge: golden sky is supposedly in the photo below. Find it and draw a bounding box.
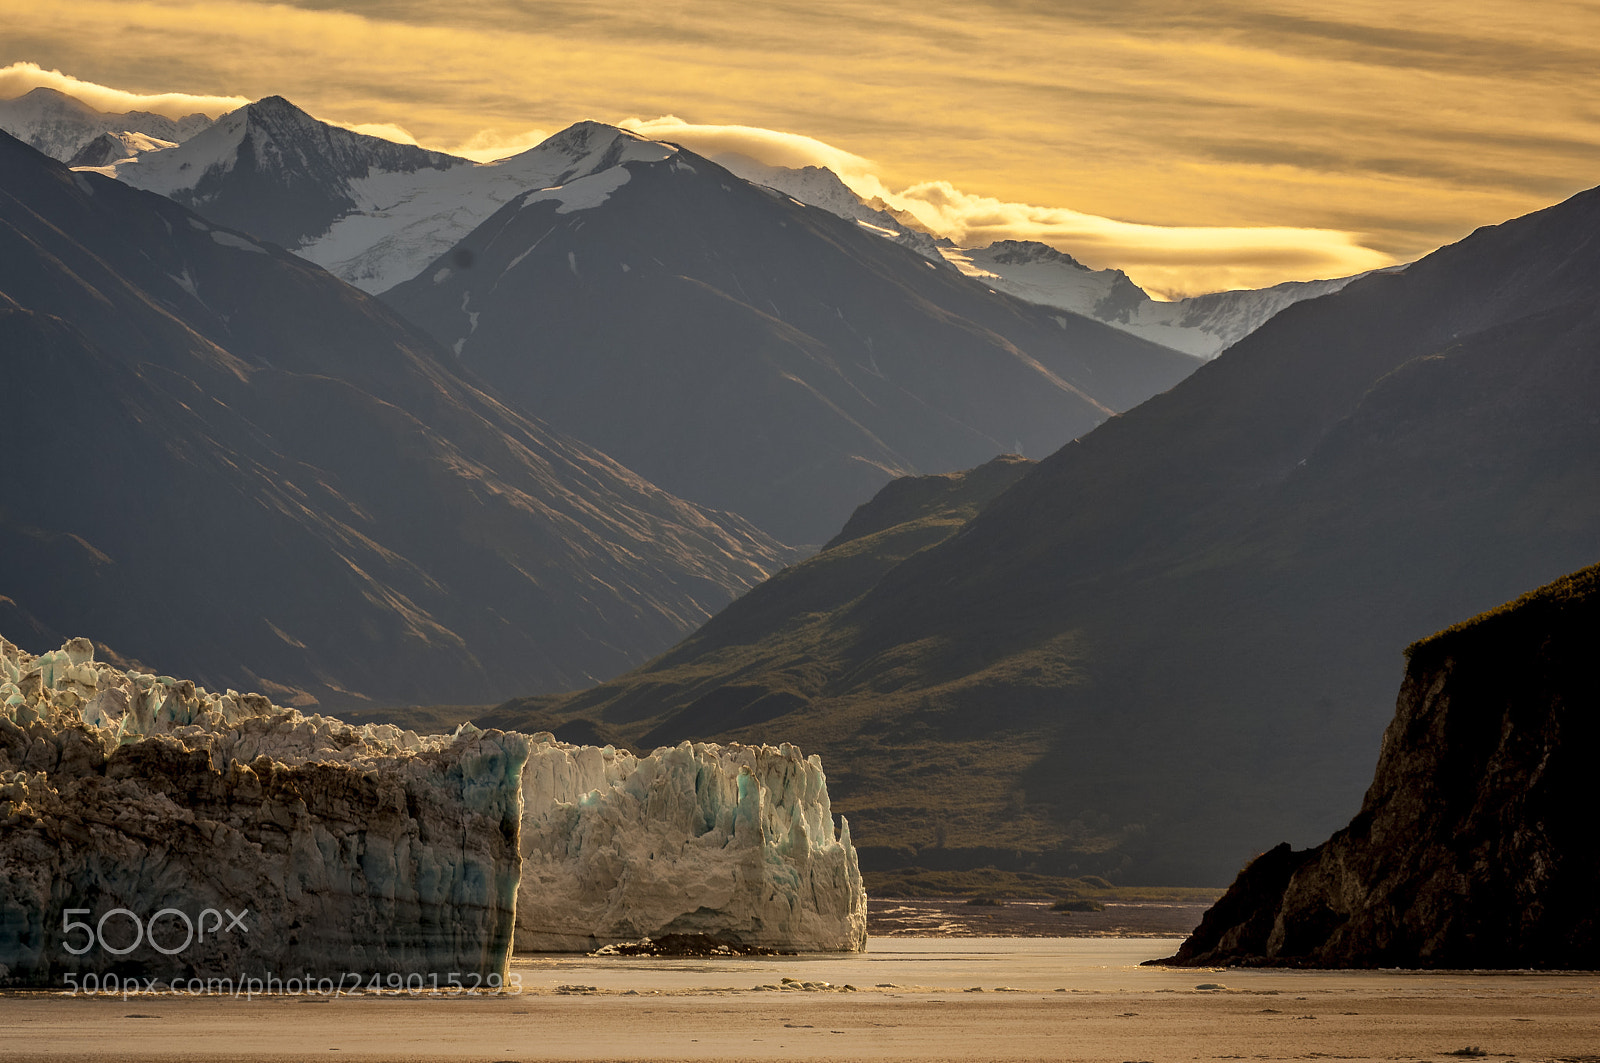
[4,0,1598,296]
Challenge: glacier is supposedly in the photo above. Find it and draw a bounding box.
[0,636,865,987]
[517,737,865,952]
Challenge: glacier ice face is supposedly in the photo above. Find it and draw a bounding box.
[0,636,866,986]
[517,737,866,952]
[0,637,527,988]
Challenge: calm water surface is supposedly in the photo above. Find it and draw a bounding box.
[511,938,1600,996]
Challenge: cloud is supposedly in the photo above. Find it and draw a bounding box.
[324,120,420,145]
[435,128,556,164]
[7,0,1595,291]
[0,48,1400,298]
[0,61,246,118]
[878,179,1396,298]
[618,117,876,181]
[618,116,1395,298]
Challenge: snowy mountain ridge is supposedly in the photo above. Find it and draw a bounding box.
[309,121,676,291]
[0,86,211,161]
[709,155,1368,358]
[711,152,946,259]
[946,240,1367,358]
[103,100,684,292]
[54,88,1363,355]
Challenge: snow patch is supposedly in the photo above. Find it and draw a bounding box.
[854,218,899,239]
[519,166,633,215]
[210,230,267,254]
[168,268,199,300]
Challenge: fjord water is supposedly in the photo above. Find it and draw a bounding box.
[9,938,1598,1062]
[511,936,1600,994]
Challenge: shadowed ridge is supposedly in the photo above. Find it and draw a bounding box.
[1158,561,1600,968]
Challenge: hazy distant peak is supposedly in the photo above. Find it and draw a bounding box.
[982,239,1090,271]
[66,129,178,168]
[0,85,212,162]
[10,85,95,115]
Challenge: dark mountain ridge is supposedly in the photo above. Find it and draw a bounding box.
[384,129,1199,542]
[0,129,790,707]
[490,181,1600,883]
[1163,562,1600,968]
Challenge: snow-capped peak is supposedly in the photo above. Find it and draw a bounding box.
[0,86,212,162]
[482,121,675,194]
[113,95,466,200]
[711,151,944,260]
[704,155,1363,358]
[288,121,676,293]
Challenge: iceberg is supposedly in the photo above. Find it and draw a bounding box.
[0,636,865,988]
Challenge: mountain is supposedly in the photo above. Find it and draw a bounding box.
[0,129,791,708]
[0,86,210,161]
[384,126,1199,542]
[108,104,688,294]
[484,453,1036,748]
[711,155,1365,359]
[487,181,1600,884]
[108,96,472,254]
[1164,563,1600,968]
[66,130,178,168]
[943,241,1365,359]
[711,152,945,260]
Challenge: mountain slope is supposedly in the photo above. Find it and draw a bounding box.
[0,130,791,707]
[0,86,211,162]
[711,155,1365,359]
[491,182,1600,883]
[384,128,1199,543]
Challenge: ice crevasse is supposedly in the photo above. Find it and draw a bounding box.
[0,636,866,987]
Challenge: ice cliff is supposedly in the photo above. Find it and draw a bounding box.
[1159,563,1600,968]
[0,636,528,988]
[518,738,865,951]
[0,636,865,987]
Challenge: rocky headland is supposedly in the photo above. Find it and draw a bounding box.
[1160,563,1600,968]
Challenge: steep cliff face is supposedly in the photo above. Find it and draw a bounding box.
[1162,563,1600,968]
